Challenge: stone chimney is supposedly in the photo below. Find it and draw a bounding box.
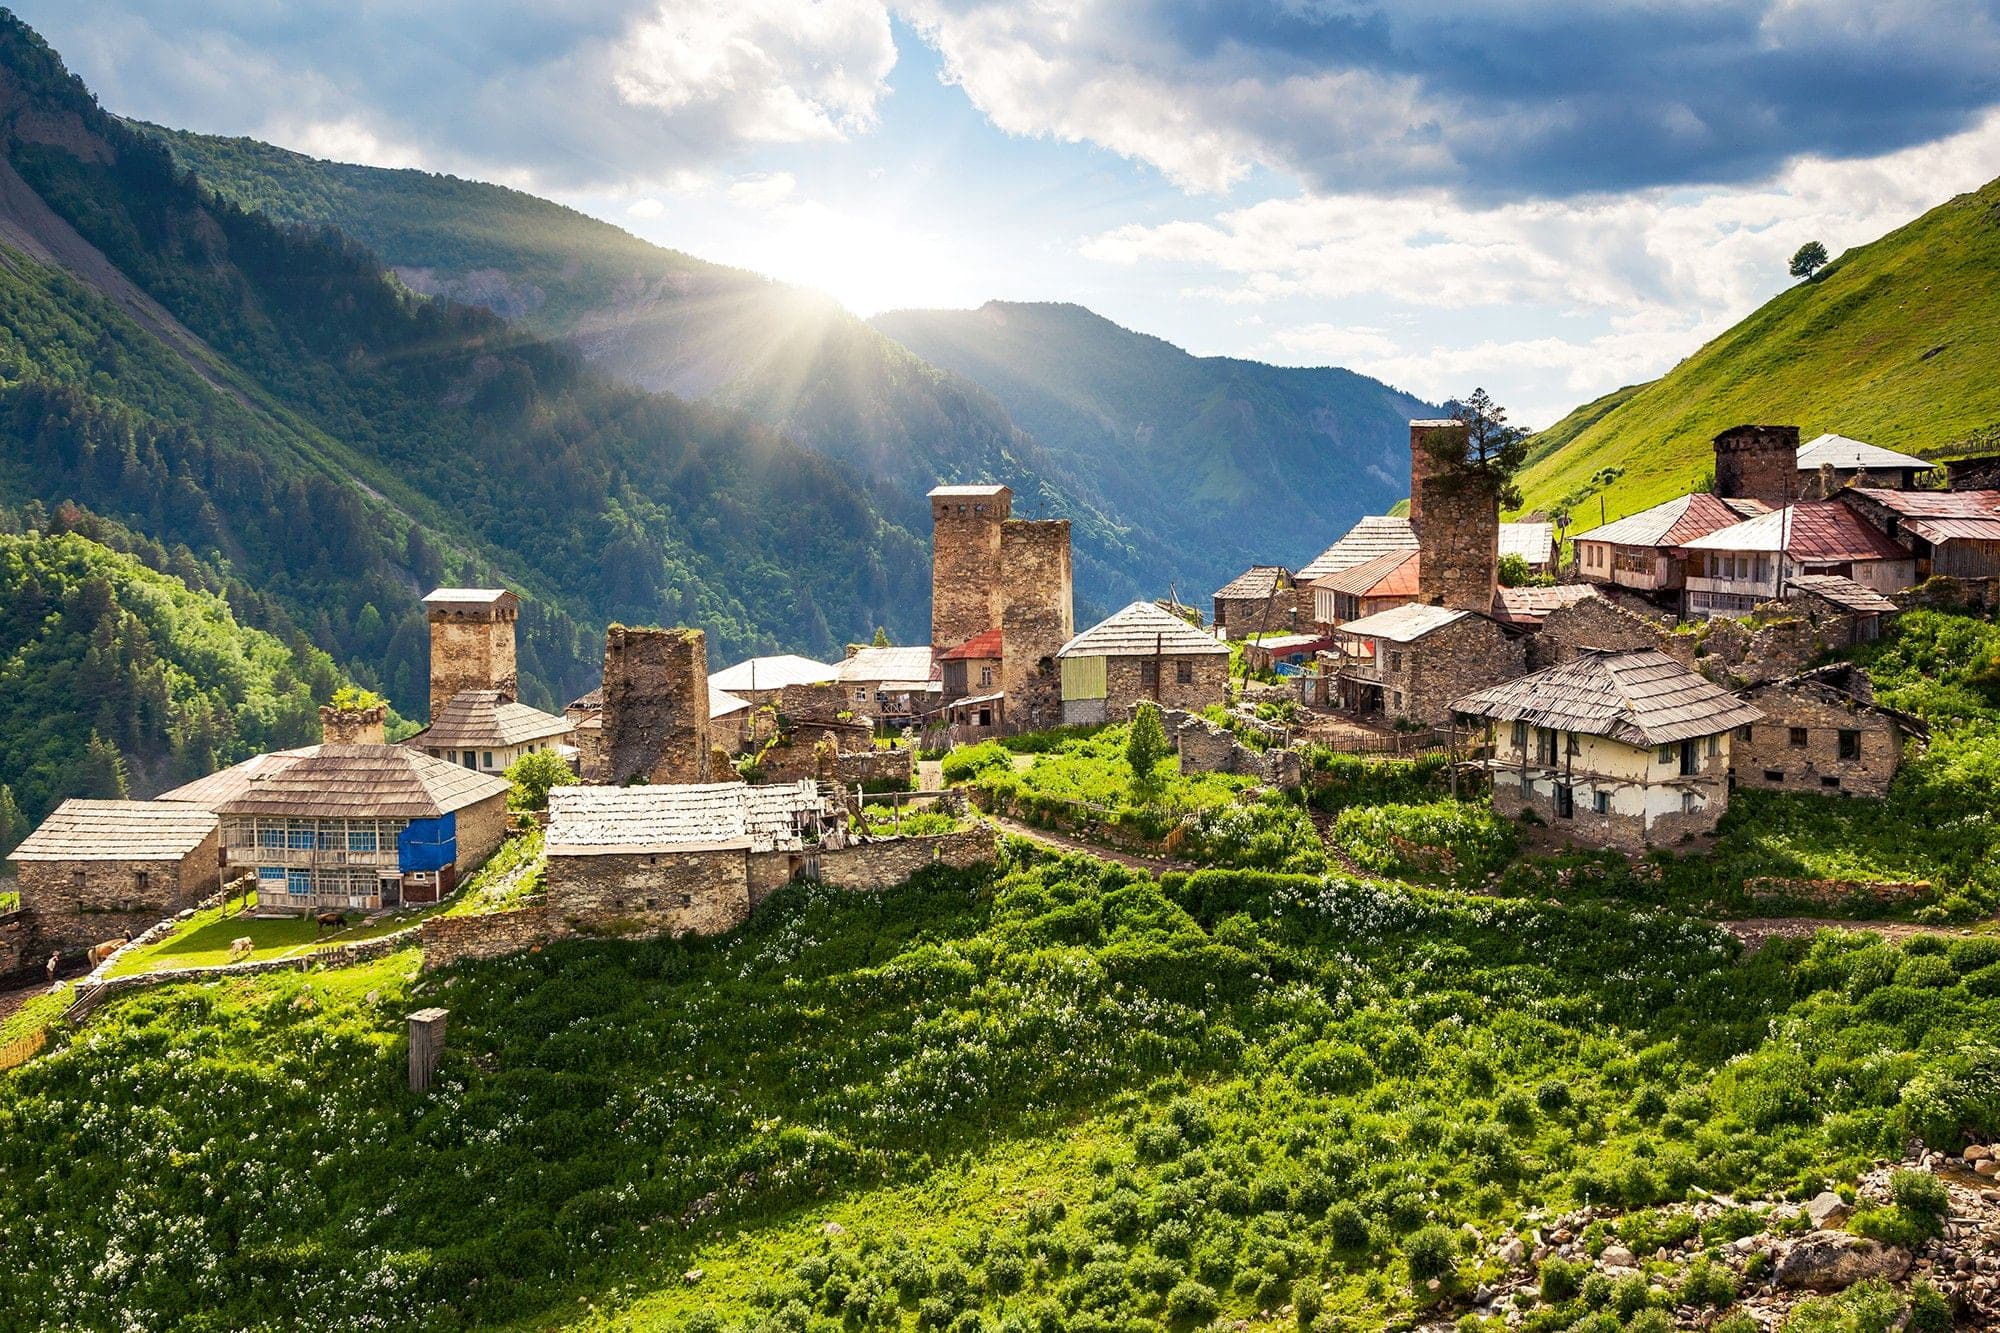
[319,701,387,746]
[1408,419,1499,613]
[1713,424,1799,506]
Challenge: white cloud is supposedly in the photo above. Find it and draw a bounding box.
[726,171,799,208]
[626,197,666,218]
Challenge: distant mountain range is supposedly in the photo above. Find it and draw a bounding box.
[149,128,1432,604]
[1517,175,2000,527]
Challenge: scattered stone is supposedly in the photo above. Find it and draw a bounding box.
[1498,1238,1526,1266]
[1600,1244,1637,1268]
[1965,1144,1993,1162]
[1805,1190,1850,1228]
[1774,1232,1912,1291]
[822,1221,846,1237]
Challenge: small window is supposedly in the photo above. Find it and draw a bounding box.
[1707,734,1721,758]
[1389,651,1403,672]
[1682,791,1699,814]
[1592,790,1609,815]
[1537,729,1559,766]
[1511,720,1527,748]
[348,829,377,853]
[1789,727,1808,747]
[1739,724,1753,741]
[1656,743,1674,765]
[978,666,993,687]
[1555,784,1574,819]
[1838,729,1861,761]
[482,751,495,769]
[1820,776,1841,789]
[1680,740,1698,776]
[671,892,692,908]
[1140,660,1160,689]
[1392,691,1404,710]
[1176,660,1193,685]
[1764,769,1785,783]
[1565,733,1581,756]
[134,869,150,892]
[645,897,658,909]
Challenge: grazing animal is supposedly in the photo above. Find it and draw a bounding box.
[315,911,345,930]
[86,939,128,967]
[227,935,255,962]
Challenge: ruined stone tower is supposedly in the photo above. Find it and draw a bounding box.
[929,483,1074,729]
[319,700,387,746]
[1408,420,1499,614]
[601,625,711,786]
[1713,424,1799,507]
[424,588,519,723]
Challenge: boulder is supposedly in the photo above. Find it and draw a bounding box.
[1965,1144,1993,1162]
[1498,1238,1526,1266]
[1774,1232,1911,1291]
[1600,1244,1637,1268]
[1805,1190,1850,1228]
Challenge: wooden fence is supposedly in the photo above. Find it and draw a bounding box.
[1310,726,1457,759]
[0,1024,47,1074]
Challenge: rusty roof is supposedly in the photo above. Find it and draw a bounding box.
[1312,547,1420,598]
[410,691,574,750]
[1785,573,1900,613]
[8,800,217,863]
[1059,601,1229,658]
[1297,515,1418,580]
[1213,565,1293,600]
[1490,584,1600,625]
[1581,492,1769,548]
[160,744,508,820]
[939,629,1004,661]
[1452,649,1763,746]
[1844,487,2000,516]
[1680,502,1910,561]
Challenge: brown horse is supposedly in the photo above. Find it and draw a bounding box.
[86,939,128,967]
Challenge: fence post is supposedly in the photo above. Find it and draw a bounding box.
[408,1007,448,1094]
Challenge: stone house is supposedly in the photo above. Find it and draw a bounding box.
[1731,664,1922,798]
[928,483,1073,732]
[1526,593,1679,670]
[1311,547,1419,627]
[1331,603,1524,727]
[1678,502,1916,618]
[6,801,222,953]
[1574,492,1769,600]
[1713,424,1802,507]
[1489,584,1602,631]
[543,781,833,936]
[414,586,575,771]
[1499,521,1557,578]
[1796,434,1933,497]
[1056,601,1230,724]
[1211,566,1299,639]
[1298,516,1421,618]
[1453,648,1764,850]
[159,744,508,911]
[411,690,574,775]
[837,645,940,727]
[939,628,1003,703]
[1782,574,1900,648]
[1836,488,2000,580]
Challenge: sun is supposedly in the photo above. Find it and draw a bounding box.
[752,202,973,316]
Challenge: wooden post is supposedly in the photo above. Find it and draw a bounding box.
[408,1007,448,1094]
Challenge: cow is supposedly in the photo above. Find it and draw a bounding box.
[227,936,255,962]
[314,911,345,932]
[86,939,128,967]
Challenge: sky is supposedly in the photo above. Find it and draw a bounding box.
[21,1,2000,426]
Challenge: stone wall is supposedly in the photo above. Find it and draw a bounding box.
[601,625,712,785]
[420,905,559,971]
[1103,652,1229,716]
[428,601,517,722]
[1743,876,1931,906]
[1162,709,1303,789]
[545,847,751,938]
[1530,596,1677,669]
[814,827,997,892]
[17,827,223,955]
[0,909,24,978]
[931,493,1008,653]
[1001,598,1068,732]
[1409,421,1500,614]
[1695,615,1817,687]
[1214,593,1297,639]
[318,703,386,745]
[834,747,914,792]
[1713,424,1799,506]
[1732,680,1905,797]
[1381,615,1524,726]
[454,792,511,875]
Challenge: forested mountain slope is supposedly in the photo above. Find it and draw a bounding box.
[872,302,1434,575]
[0,14,927,724]
[142,126,1172,613]
[1516,176,2000,526]
[0,508,342,847]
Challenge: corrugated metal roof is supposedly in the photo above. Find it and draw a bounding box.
[1902,516,2000,543]
[8,800,217,863]
[1796,434,1931,472]
[161,745,509,819]
[1581,492,1769,548]
[1213,565,1292,599]
[1452,649,1763,746]
[1498,522,1555,564]
[1297,516,1418,580]
[1336,602,1473,644]
[709,685,752,719]
[1785,573,1900,613]
[1680,502,1910,561]
[411,691,574,749]
[1058,601,1229,658]
[1312,547,1419,598]
[708,655,837,692]
[939,629,1004,661]
[1845,487,2000,517]
[546,781,826,855]
[838,646,939,683]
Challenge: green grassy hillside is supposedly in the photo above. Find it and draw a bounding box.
[1517,177,2000,528]
[0,15,928,719]
[870,302,1435,580]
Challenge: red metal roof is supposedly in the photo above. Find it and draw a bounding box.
[1313,547,1419,598]
[939,629,1003,661]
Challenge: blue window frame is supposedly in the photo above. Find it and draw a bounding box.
[258,827,284,850]
[287,826,316,850]
[347,828,378,853]
[287,869,311,896]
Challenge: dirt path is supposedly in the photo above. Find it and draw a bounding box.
[984,815,1202,875]
[1724,916,1986,952]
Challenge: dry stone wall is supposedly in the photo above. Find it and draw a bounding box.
[546,847,750,938]
[602,626,711,785]
[814,827,997,892]
[1732,682,1904,797]
[420,906,558,971]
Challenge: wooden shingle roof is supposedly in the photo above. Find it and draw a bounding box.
[1451,649,1763,746]
[1297,516,1418,580]
[1786,573,1899,614]
[1213,565,1292,600]
[411,691,574,750]
[1058,602,1229,658]
[546,781,827,855]
[7,800,217,863]
[159,745,508,820]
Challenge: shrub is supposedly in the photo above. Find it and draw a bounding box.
[1908,1278,1952,1333]
[1890,1168,1950,1232]
[1326,1201,1370,1251]
[941,742,1011,785]
[1331,800,1517,884]
[1677,1256,1739,1308]
[1536,1080,1573,1114]
[1295,1042,1377,1096]
[1163,1279,1219,1321]
[1126,704,1171,796]
[1404,1225,1458,1285]
[1538,1256,1586,1304]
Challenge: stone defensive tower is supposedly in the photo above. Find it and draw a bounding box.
[930,485,1012,654]
[424,588,520,723]
[1713,424,1799,507]
[1408,420,1499,614]
[929,483,1074,729]
[601,625,711,786]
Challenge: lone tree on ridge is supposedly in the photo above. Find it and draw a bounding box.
[1789,241,1830,281]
